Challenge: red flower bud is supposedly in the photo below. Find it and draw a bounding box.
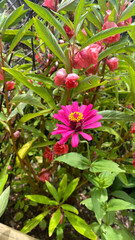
[43,146,54,162]
[64,25,74,39]
[54,68,67,86]
[39,168,50,182]
[6,81,15,91]
[102,22,120,44]
[53,142,68,155]
[131,123,135,134]
[65,73,79,89]
[13,131,20,139]
[106,57,118,71]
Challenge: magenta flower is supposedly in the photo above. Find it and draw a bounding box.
[52,102,102,148]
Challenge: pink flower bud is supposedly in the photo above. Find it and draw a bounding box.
[54,68,67,86]
[13,131,20,139]
[131,123,135,134]
[39,168,50,182]
[53,142,68,155]
[6,81,15,91]
[60,213,63,224]
[64,25,74,39]
[65,73,79,90]
[43,0,58,11]
[102,22,120,44]
[86,63,99,74]
[82,28,87,36]
[43,146,54,162]
[106,57,118,71]
[8,165,12,170]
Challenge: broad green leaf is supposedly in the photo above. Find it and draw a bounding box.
[65,211,97,240]
[19,109,52,124]
[107,199,135,211]
[118,0,135,22]
[0,0,7,9]
[11,94,45,109]
[0,186,10,217]
[98,110,135,122]
[21,210,50,234]
[26,195,58,206]
[62,178,79,202]
[55,153,90,170]
[61,204,78,214]
[1,6,24,34]
[81,25,134,49]
[97,126,123,143]
[97,0,107,14]
[33,18,70,70]
[24,0,69,42]
[118,172,128,186]
[87,11,102,29]
[98,172,117,188]
[111,191,135,205]
[3,68,56,110]
[16,139,36,167]
[46,181,59,202]
[98,43,126,61]
[49,209,61,237]
[74,0,85,29]
[101,225,121,240]
[58,174,67,201]
[81,198,93,211]
[90,160,124,173]
[9,18,34,53]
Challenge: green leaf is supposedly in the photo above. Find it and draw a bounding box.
[108,8,117,22]
[61,204,78,214]
[129,67,135,105]
[33,18,70,70]
[21,210,50,234]
[81,198,93,211]
[118,0,135,22]
[118,172,128,186]
[3,68,56,110]
[26,195,58,206]
[107,199,135,211]
[74,0,85,29]
[19,109,52,124]
[0,175,8,195]
[1,6,24,34]
[24,0,69,42]
[97,0,107,14]
[0,186,10,217]
[81,25,134,49]
[62,178,79,202]
[0,0,7,9]
[11,93,45,109]
[91,160,124,173]
[58,174,67,201]
[26,73,55,88]
[56,225,64,240]
[16,139,36,167]
[111,191,135,205]
[97,126,123,143]
[65,211,97,240]
[87,11,102,29]
[98,110,135,122]
[55,153,90,170]
[108,0,118,12]
[49,209,61,237]
[46,181,59,202]
[119,54,135,71]
[9,18,33,53]
[58,0,80,12]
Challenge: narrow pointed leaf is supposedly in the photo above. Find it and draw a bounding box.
[19,109,52,124]
[0,187,10,217]
[118,0,135,22]
[107,199,135,211]
[74,0,85,29]
[26,195,58,205]
[46,181,59,202]
[63,178,79,202]
[49,209,61,237]
[61,204,78,214]
[98,110,135,121]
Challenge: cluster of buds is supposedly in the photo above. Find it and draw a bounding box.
[54,68,79,90]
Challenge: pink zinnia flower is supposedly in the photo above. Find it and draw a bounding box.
[52,102,102,148]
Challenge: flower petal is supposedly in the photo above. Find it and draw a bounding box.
[72,102,79,112]
[79,105,87,114]
[53,112,69,125]
[84,109,97,121]
[83,104,93,117]
[60,131,74,144]
[83,122,101,129]
[84,115,102,126]
[71,132,79,148]
[79,131,93,141]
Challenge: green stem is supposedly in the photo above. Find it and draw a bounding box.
[80,140,91,163]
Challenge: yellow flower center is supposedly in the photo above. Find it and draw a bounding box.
[69,112,84,122]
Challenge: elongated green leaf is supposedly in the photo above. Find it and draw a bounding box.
[7,102,26,121]
[111,191,135,205]
[3,68,56,110]
[74,0,85,29]
[108,0,118,12]
[9,18,33,53]
[91,160,124,173]
[81,198,93,211]
[26,73,55,88]
[62,178,79,202]
[107,199,135,211]
[91,189,105,224]
[129,67,135,105]
[52,11,72,29]
[24,0,69,42]
[46,181,59,202]
[11,94,45,109]
[98,110,135,121]
[87,11,102,29]
[0,175,8,196]
[58,174,67,201]
[49,209,61,237]
[34,18,70,69]
[65,211,97,240]
[98,43,125,61]
[62,204,78,214]
[0,0,7,9]
[2,29,34,43]
[26,195,58,206]
[81,25,134,49]
[58,0,80,12]
[22,125,47,139]
[1,6,24,34]
[19,109,52,124]
[119,54,135,71]
[108,8,117,22]
[0,186,10,217]
[97,126,123,143]
[118,0,135,22]
[97,0,107,14]
[56,153,90,170]
[21,210,50,234]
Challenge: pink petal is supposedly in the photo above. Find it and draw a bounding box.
[84,109,97,121]
[72,102,79,112]
[83,104,93,117]
[61,105,71,116]
[79,105,87,113]
[60,131,74,144]
[79,131,93,141]
[52,129,67,135]
[71,132,79,148]
[53,113,69,125]
[56,124,71,130]
[83,122,101,129]
[84,115,102,126]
